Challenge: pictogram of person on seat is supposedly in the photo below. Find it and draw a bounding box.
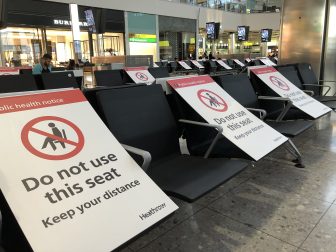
[206,93,220,107]
[41,122,67,151]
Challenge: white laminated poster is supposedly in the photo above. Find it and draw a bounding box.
[0,89,178,252]
[178,61,192,70]
[216,60,232,70]
[124,67,156,85]
[234,59,245,67]
[167,76,287,161]
[251,67,332,118]
[259,57,276,66]
[153,62,160,68]
[191,60,204,69]
[245,58,252,63]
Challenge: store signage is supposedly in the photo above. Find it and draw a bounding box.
[129,34,157,43]
[167,76,287,161]
[53,19,88,27]
[0,89,177,252]
[251,67,332,118]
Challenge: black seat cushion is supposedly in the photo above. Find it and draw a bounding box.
[41,71,79,89]
[94,69,124,87]
[148,67,170,78]
[0,75,38,93]
[267,120,313,137]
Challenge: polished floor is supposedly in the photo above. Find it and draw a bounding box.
[120,112,336,252]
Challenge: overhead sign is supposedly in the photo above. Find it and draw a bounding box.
[191,60,204,69]
[167,76,287,161]
[234,59,245,67]
[0,89,177,252]
[259,57,276,66]
[178,61,192,70]
[251,67,332,118]
[124,67,156,85]
[129,34,157,43]
[216,60,232,70]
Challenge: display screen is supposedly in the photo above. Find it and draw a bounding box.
[237,26,249,41]
[84,9,96,33]
[261,29,272,42]
[206,22,216,40]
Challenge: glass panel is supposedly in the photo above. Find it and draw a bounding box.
[0,27,41,67]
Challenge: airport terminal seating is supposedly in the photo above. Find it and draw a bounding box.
[0,74,38,93]
[41,71,79,90]
[148,67,170,78]
[94,69,125,87]
[95,84,248,202]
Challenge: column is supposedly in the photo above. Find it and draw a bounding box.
[69,3,82,63]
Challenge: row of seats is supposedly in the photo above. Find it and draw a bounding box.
[0,61,333,252]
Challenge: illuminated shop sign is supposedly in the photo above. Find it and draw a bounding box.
[53,19,88,27]
[129,34,157,43]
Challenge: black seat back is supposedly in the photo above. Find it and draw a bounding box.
[94,69,124,87]
[51,67,66,72]
[148,67,170,78]
[41,71,79,89]
[19,69,32,75]
[96,85,180,161]
[297,63,320,95]
[0,75,38,93]
[213,74,259,108]
[277,66,304,89]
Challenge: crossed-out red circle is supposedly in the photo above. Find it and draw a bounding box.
[269,76,290,91]
[136,72,149,81]
[197,89,228,112]
[21,116,84,160]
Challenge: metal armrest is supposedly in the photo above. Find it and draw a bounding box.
[179,119,223,159]
[246,108,267,120]
[122,144,151,172]
[302,84,331,96]
[302,90,314,96]
[258,96,291,101]
[258,96,293,121]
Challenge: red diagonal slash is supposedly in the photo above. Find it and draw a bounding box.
[30,127,78,146]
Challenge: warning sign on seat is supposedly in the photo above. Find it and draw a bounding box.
[0,89,177,252]
[251,66,332,118]
[167,76,287,161]
[125,67,155,85]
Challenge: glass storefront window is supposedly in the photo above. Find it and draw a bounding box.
[0,27,42,67]
[102,33,125,56]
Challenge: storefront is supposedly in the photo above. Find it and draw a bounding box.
[159,16,197,61]
[127,12,158,61]
[0,0,125,67]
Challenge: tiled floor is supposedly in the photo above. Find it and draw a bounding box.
[120,112,336,252]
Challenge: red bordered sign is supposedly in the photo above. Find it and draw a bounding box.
[21,116,84,160]
[197,89,228,112]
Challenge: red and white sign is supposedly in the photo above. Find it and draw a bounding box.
[245,58,252,63]
[0,67,20,75]
[234,59,245,67]
[125,67,155,85]
[191,60,204,69]
[178,61,192,70]
[216,60,232,70]
[168,76,287,161]
[251,67,332,118]
[0,89,177,252]
[259,57,276,66]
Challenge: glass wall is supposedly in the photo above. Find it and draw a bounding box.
[162,0,282,13]
[0,27,42,67]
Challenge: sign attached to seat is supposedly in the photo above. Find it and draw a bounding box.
[216,60,232,70]
[0,67,20,75]
[251,66,332,118]
[0,89,177,252]
[178,61,192,70]
[167,76,287,161]
[191,60,204,69]
[259,58,276,66]
[124,67,156,85]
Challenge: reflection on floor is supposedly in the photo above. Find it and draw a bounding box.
[119,112,336,252]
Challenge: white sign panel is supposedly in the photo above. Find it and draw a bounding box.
[125,67,156,85]
[234,59,245,67]
[216,60,232,70]
[178,61,192,70]
[0,89,177,252]
[153,62,160,68]
[191,60,204,69]
[259,57,276,66]
[251,67,332,118]
[245,58,252,63]
[167,76,287,161]
[0,67,20,75]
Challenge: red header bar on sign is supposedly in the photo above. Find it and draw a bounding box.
[168,76,214,89]
[250,66,277,75]
[123,67,148,71]
[0,89,86,114]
